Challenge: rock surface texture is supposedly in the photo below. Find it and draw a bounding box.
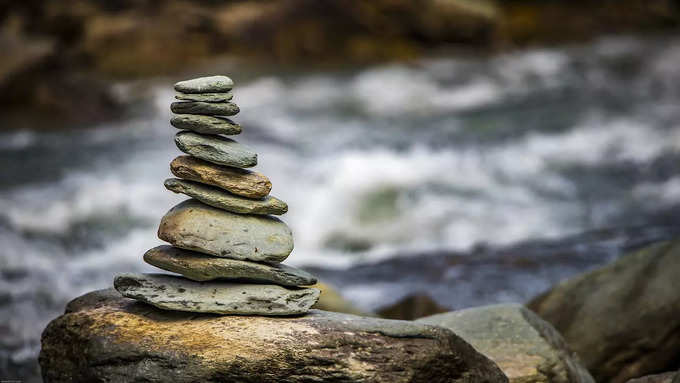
[170,155,272,198]
[418,304,594,383]
[158,199,294,262]
[40,289,509,383]
[144,245,316,285]
[171,115,241,135]
[529,240,680,383]
[171,101,240,116]
[164,178,287,215]
[114,273,319,315]
[174,131,257,168]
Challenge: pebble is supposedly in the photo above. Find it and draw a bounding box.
[175,131,257,168]
[174,75,234,94]
[170,155,271,198]
[171,101,240,116]
[158,199,294,262]
[165,178,287,215]
[114,273,320,315]
[175,91,233,103]
[171,114,241,135]
[144,245,317,285]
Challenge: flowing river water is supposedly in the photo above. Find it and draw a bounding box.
[1,34,680,379]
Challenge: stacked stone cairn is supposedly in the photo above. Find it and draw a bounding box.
[114,75,321,316]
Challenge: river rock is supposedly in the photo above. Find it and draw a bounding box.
[170,155,271,198]
[175,91,233,102]
[171,114,241,135]
[418,304,594,383]
[40,289,509,383]
[114,273,319,315]
[171,101,240,116]
[144,245,316,285]
[158,199,294,262]
[174,75,233,94]
[175,131,257,168]
[164,178,287,215]
[529,239,680,383]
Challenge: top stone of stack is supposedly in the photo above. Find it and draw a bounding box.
[174,75,234,94]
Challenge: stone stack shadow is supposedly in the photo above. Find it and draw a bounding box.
[113,75,320,316]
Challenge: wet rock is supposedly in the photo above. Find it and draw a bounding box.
[170,155,271,198]
[40,289,508,383]
[419,304,594,383]
[113,273,319,315]
[174,131,257,168]
[164,178,287,215]
[171,114,241,135]
[529,239,680,383]
[175,91,233,102]
[144,245,316,286]
[171,101,240,116]
[174,75,234,94]
[377,293,449,320]
[158,199,294,262]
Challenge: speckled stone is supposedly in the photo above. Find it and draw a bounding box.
[175,92,233,103]
[144,245,316,285]
[170,156,271,198]
[158,199,294,262]
[114,273,320,315]
[174,75,233,94]
[171,101,240,116]
[174,131,257,168]
[171,115,241,135]
[164,178,287,215]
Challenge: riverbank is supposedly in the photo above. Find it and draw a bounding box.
[2,0,679,128]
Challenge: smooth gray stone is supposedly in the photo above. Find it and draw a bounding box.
[171,114,241,135]
[164,178,287,215]
[174,75,234,94]
[144,245,317,285]
[171,101,240,116]
[158,199,294,262]
[114,273,320,315]
[175,91,233,102]
[418,304,595,383]
[174,131,257,168]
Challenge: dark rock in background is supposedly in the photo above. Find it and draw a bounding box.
[377,293,449,320]
[529,239,680,383]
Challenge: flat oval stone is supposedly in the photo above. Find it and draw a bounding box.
[175,91,233,103]
[171,101,240,116]
[114,273,319,315]
[171,114,241,135]
[175,131,257,168]
[174,75,234,94]
[144,245,317,286]
[158,199,294,262]
[170,156,271,198]
[164,178,286,215]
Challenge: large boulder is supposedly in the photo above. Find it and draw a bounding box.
[529,240,680,383]
[418,304,594,383]
[40,288,509,383]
